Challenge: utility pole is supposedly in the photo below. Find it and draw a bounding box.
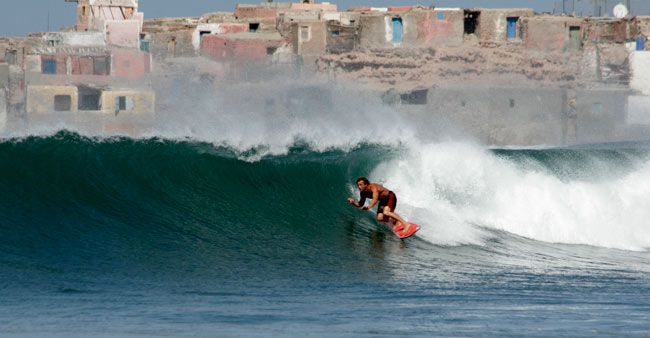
[627,0,631,15]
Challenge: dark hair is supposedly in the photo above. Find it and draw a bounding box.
[356,177,369,185]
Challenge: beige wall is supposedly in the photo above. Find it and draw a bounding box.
[100,90,155,114]
[294,21,327,55]
[26,85,78,113]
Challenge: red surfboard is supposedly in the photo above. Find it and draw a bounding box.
[389,221,420,239]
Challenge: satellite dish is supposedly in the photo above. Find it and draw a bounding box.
[613,3,628,18]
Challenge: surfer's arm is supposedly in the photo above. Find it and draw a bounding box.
[362,189,379,210]
[347,196,365,208]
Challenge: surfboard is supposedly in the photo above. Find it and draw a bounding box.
[390,222,420,239]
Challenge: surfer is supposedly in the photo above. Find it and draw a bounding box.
[347,177,412,234]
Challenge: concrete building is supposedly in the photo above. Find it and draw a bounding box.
[24,46,150,81]
[67,0,144,48]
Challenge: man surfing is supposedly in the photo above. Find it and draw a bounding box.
[347,177,412,234]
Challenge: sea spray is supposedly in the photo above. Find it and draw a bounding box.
[379,141,650,251]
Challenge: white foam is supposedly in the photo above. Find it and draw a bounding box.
[376,141,650,251]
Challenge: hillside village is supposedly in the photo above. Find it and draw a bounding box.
[1,0,650,145]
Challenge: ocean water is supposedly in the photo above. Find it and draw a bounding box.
[1,116,650,336]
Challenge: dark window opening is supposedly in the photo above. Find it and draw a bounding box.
[5,50,17,65]
[78,86,101,110]
[401,89,428,105]
[118,96,126,111]
[249,23,260,33]
[509,99,515,108]
[266,47,277,55]
[140,38,150,52]
[43,59,57,74]
[54,95,71,111]
[349,20,355,26]
[464,10,480,35]
[461,100,466,107]
[331,31,340,36]
[93,56,109,75]
[199,31,210,46]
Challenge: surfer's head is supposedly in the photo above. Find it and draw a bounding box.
[356,177,369,191]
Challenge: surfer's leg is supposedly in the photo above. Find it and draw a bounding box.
[383,207,410,233]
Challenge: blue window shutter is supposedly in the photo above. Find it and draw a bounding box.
[392,18,402,43]
[43,59,57,74]
[507,17,518,39]
[437,12,444,20]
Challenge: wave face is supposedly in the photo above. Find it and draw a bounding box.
[1,131,650,337]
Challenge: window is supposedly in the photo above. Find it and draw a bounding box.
[80,95,100,110]
[507,17,519,39]
[117,96,126,111]
[509,99,515,108]
[43,59,57,74]
[5,50,17,65]
[140,39,150,52]
[300,26,310,41]
[115,96,134,112]
[464,11,480,35]
[54,95,71,111]
[71,56,94,75]
[199,31,210,47]
[331,31,340,36]
[392,18,403,43]
[437,12,445,20]
[249,23,260,33]
[93,56,109,75]
[78,86,101,111]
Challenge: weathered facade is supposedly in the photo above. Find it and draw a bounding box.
[201,33,287,62]
[523,15,585,52]
[477,9,535,42]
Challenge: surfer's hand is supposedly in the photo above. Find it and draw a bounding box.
[347,198,354,204]
[361,206,369,210]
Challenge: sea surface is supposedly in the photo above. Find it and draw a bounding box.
[1,129,649,337]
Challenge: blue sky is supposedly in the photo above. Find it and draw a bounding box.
[1,1,648,37]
